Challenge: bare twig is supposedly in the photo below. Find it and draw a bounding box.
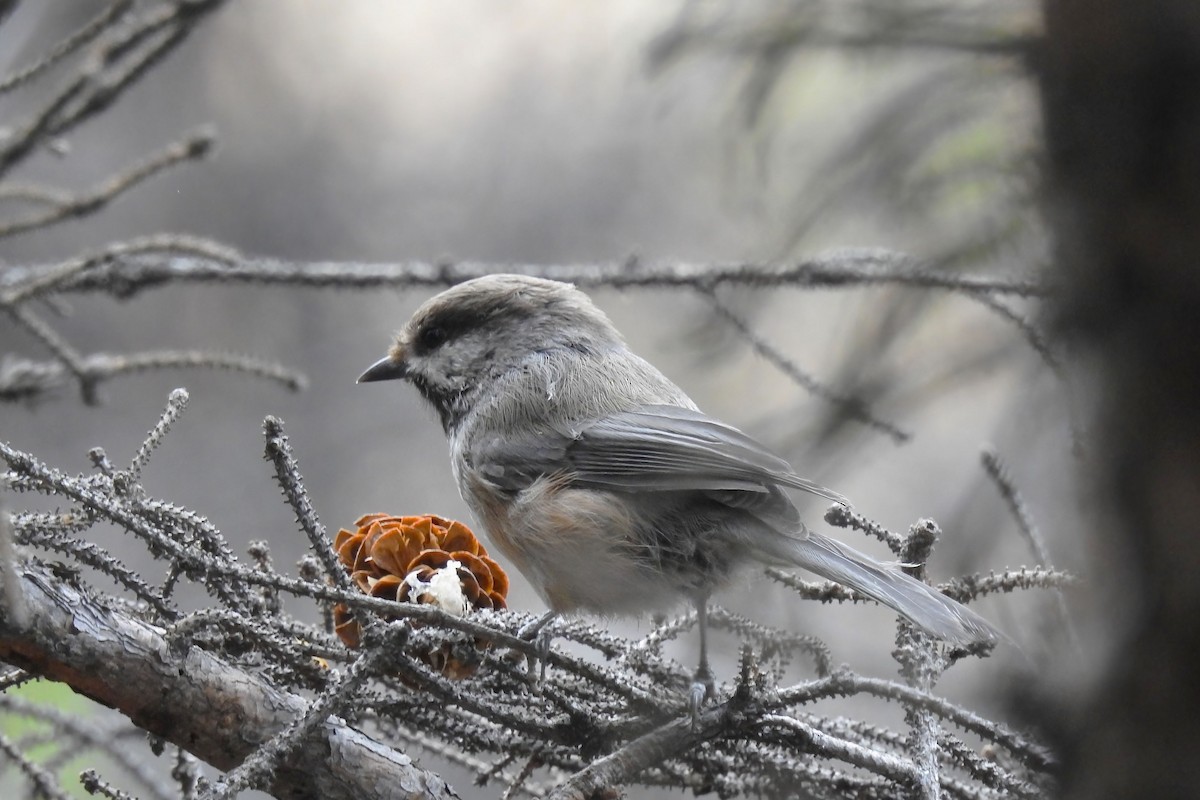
[825,503,907,556]
[778,673,1056,773]
[0,731,71,800]
[0,0,228,179]
[79,770,138,800]
[546,701,746,800]
[1,235,241,304]
[969,293,1061,374]
[939,567,1077,604]
[979,451,1049,570]
[4,303,96,402]
[262,416,356,596]
[0,130,215,239]
[981,448,1079,651]
[893,521,947,800]
[937,733,1044,799]
[131,387,190,477]
[2,248,1048,298]
[0,694,178,800]
[761,713,923,787]
[701,286,912,443]
[0,1,134,95]
[0,349,305,404]
[205,621,415,799]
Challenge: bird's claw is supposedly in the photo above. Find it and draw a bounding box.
[518,612,556,684]
[688,669,714,727]
[531,628,551,683]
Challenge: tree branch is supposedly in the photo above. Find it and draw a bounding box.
[0,560,458,800]
[1,247,1048,299]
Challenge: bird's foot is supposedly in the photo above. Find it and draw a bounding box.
[518,612,556,684]
[688,666,715,728]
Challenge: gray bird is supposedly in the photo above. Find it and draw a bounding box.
[359,274,998,704]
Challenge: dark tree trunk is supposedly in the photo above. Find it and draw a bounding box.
[1038,1,1200,797]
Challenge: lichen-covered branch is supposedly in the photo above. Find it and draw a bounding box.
[4,246,1048,299]
[0,560,457,800]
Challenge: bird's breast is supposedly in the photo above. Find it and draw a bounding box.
[457,468,686,615]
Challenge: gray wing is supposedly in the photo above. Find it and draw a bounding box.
[471,404,847,528]
[471,406,997,646]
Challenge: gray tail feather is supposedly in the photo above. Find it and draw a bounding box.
[775,531,1000,646]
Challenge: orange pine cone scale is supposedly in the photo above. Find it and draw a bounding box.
[331,514,510,677]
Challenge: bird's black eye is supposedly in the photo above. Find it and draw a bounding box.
[418,325,447,350]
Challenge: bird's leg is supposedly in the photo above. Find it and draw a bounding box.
[689,595,714,724]
[518,610,557,682]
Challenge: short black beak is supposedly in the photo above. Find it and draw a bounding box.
[357,355,408,384]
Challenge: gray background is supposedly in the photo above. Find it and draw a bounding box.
[0,2,1084,791]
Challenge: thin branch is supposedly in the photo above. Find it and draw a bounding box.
[2,247,1049,298]
[262,416,356,595]
[0,129,215,239]
[0,350,305,404]
[968,293,1061,375]
[760,713,922,787]
[979,451,1050,569]
[0,1,134,95]
[765,567,874,605]
[939,567,1077,604]
[0,731,72,800]
[780,673,1056,773]
[891,523,946,800]
[13,523,176,618]
[0,0,228,179]
[388,726,551,799]
[205,621,414,799]
[79,770,138,800]
[546,701,749,800]
[701,286,912,443]
[4,303,98,403]
[0,694,178,800]
[130,387,190,478]
[937,733,1045,799]
[1,235,241,303]
[825,503,907,556]
[0,667,33,691]
[980,449,1079,652]
[709,606,833,677]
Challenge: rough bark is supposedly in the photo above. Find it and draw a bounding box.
[0,561,458,800]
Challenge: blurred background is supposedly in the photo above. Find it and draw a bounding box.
[1,1,1083,795]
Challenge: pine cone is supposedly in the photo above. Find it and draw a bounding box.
[331,514,509,678]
